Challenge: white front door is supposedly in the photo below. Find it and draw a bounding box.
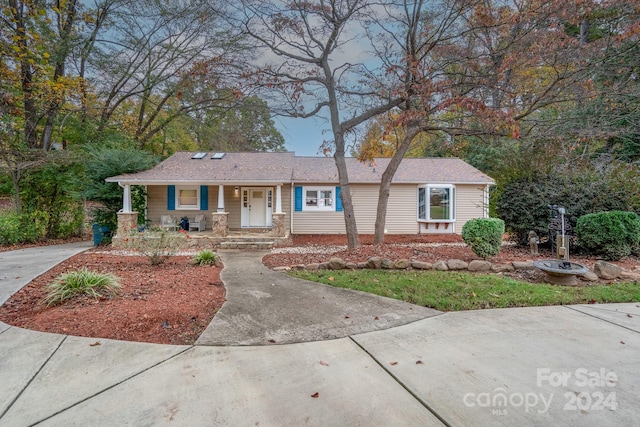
[249,189,266,227]
[241,188,273,228]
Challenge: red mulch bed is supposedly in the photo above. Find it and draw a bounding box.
[1,233,638,345]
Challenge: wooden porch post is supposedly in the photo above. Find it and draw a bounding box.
[275,184,282,213]
[121,183,132,213]
[217,184,225,212]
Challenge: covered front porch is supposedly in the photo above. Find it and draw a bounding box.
[112,183,289,248]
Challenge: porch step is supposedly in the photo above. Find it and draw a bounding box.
[219,240,274,250]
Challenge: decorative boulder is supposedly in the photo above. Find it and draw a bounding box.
[512,261,535,270]
[381,258,395,269]
[329,257,346,270]
[491,263,514,273]
[367,257,383,269]
[447,259,469,270]
[579,271,599,282]
[433,261,449,271]
[411,260,432,270]
[468,260,492,272]
[593,261,623,280]
[394,259,410,269]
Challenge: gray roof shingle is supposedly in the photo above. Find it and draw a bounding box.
[106,152,494,185]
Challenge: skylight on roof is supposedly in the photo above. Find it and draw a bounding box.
[211,152,225,159]
[191,152,208,159]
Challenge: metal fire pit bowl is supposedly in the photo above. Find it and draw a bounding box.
[533,260,589,286]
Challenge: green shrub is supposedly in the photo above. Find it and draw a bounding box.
[575,211,640,260]
[462,218,505,259]
[496,172,631,245]
[191,249,220,266]
[0,210,47,245]
[43,268,121,306]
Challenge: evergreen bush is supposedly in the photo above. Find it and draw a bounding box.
[496,173,630,245]
[0,211,47,245]
[575,211,640,260]
[462,218,505,259]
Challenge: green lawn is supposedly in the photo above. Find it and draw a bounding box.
[289,270,640,311]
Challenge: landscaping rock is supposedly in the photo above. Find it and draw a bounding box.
[367,256,382,269]
[468,260,492,272]
[512,261,535,270]
[619,271,640,281]
[357,262,369,269]
[394,259,410,269]
[329,257,346,270]
[273,266,290,272]
[411,260,432,270]
[594,261,623,280]
[291,264,306,270]
[381,258,395,269]
[433,261,449,271]
[491,263,515,273]
[306,263,320,271]
[345,262,358,270]
[319,262,330,270]
[447,259,468,270]
[579,271,599,282]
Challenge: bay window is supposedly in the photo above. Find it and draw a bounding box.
[418,185,455,221]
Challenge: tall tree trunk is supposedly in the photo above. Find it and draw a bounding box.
[10,0,39,148]
[373,125,421,244]
[580,19,590,46]
[334,146,360,249]
[40,0,78,152]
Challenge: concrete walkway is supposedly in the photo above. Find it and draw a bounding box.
[197,250,440,345]
[1,243,639,426]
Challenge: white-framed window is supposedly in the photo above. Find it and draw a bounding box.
[304,187,335,211]
[177,186,200,210]
[418,185,455,221]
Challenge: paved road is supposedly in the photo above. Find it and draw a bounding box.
[1,243,639,426]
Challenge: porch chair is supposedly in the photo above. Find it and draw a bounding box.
[160,215,178,231]
[189,214,206,232]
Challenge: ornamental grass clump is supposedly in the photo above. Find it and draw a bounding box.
[191,249,220,266]
[43,268,121,306]
[121,227,187,265]
[462,218,505,259]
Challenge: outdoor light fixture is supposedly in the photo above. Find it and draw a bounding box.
[234,186,239,195]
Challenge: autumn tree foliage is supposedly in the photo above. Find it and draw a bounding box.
[356,0,640,243]
[236,0,411,248]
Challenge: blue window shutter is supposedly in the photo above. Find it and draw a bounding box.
[336,186,343,212]
[200,185,208,210]
[294,186,302,212]
[167,185,175,210]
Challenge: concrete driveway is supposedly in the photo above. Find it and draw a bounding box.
[1,243,639,426]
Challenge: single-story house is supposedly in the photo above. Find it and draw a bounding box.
[106,151,494,238]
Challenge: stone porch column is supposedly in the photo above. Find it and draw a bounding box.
[211,212,228,237]
[271,212,286,237]
[113,211,138,248]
